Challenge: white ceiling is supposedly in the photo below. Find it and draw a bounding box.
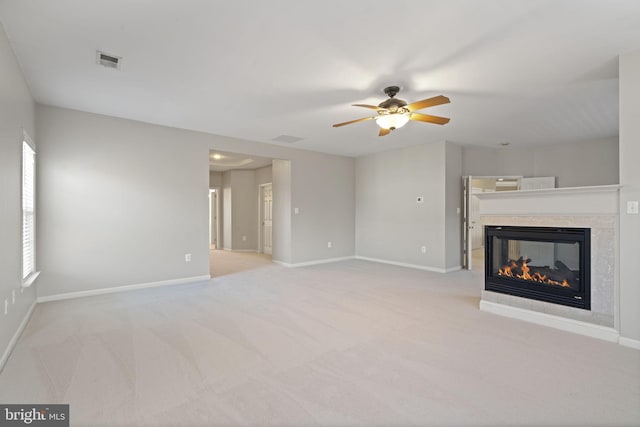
[209,150,273,172]
[1,0,639,157]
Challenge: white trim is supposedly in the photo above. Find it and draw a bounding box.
[355,256,450,273]
[479,300,620,343]
[619,337,640,350]
[444,265,462,273]
[0,300,37,373]
[223,249,258,253]
[37,275,211,303]
[273,256,355,268]
[21,270,40,288]
[474,184,622,199]
[258,182,273,255]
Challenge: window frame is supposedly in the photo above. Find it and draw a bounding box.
[21,131,39,287]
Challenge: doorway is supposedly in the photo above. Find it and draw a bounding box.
[259,183,273,255]
[462,176,521,270]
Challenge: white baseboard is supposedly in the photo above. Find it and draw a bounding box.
[355,256,454,273]
[273,256,355,268]
[479,300,620,343]
[619,336,640,350]
[37,275,211,303]
[222,248,258,253]
[1,300,37,373]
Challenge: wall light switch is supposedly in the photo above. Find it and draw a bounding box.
[185,253,192,262]
[294,207,300,215]
[627,201,639,214]
[327,241,332,248]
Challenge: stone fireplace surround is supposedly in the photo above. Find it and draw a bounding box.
[476,185,620,343]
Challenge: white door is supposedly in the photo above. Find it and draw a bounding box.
[462,176,473,270]
[471,192,483,250]
[261,184,273,255]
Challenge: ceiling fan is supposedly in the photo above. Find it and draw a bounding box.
[333,86,450,136]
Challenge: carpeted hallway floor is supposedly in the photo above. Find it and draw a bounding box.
[0,256,638,426]
[210,248,272,278]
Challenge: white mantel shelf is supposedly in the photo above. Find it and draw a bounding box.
[475,184,621,199]
[476,184,621,216]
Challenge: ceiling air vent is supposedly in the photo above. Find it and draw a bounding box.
[271,135,304,144]
[96,51,121,70]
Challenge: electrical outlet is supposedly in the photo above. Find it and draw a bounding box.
[421,246,427,254]
[416,196,424,203]
[12,290,15,304]
[327,241,332,248]
[294,207,300,215]
[628,201,639,214]
[242,235,247,241]
[185,253,192,262]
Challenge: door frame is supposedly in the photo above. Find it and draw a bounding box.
[209,188,221,249]
[258,182,273,254]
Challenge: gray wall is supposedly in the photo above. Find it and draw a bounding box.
[291,154,355,262]
[0,23,37,362]
[619,50,640,343]
[228,170,258,250]
[255,165,272,186]
[356,141,461,271]
[218,166,272,251]
[462,137,619,187]
[35,105,355,297]
[272,160,292,263]
[533,138,619,187]
[209,171,222,188]
[36,106,210,296]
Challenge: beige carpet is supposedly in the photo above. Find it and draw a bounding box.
[210,249,272,278]
[0,257,638,426]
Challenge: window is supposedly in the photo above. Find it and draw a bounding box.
[22,134,38,286]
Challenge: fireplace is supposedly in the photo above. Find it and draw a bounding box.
[485,226,590,310]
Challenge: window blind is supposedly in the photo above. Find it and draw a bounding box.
[22,140,35,280]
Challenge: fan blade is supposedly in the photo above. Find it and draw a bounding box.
[405,95,450,112]
[353,104,384,111]
[409,113,450,125]
[379,128,391,137]
[332,116,376,127]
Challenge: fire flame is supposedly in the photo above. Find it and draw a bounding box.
[498,260,570,287]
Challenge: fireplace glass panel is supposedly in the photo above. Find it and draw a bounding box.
[491,237,580,290]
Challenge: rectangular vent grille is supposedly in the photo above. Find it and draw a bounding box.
[96,51,121,70]
[271,135,304,144]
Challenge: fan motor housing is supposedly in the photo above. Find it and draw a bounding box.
[378,97,408,111]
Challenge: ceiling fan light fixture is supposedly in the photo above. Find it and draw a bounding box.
[376,113,410,130]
